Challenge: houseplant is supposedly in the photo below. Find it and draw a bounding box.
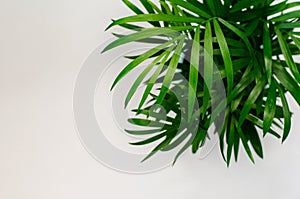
[102,0,300,166]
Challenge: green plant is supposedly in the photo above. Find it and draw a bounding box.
[102,0,300,166]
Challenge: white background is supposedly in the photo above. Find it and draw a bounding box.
[0,0,300,198]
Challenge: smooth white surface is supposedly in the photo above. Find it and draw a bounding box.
[0,0,299,198]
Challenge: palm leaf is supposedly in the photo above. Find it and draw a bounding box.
[103,0,300,166]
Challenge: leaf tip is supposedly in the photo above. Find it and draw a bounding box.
[105,20,115,31]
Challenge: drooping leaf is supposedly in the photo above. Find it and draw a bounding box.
[138,48,173,110]
[273,63,300,105]
[277,82,292,143]
[213,18,233,95]
[235,121,255,164]
[110,36,181,90]
[243,120,263,159]
[238,77,267,127]
[156,36,185,104]
[125,49,169,107]
[263,79,277,135]
[188,26,201,122]
[263,23,273,84]
[276,28,300,83]
[202,21,213,119]
[226,115,236,166]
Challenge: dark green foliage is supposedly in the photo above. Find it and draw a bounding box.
[103,0,300,165]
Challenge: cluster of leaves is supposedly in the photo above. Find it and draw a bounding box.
[103,0,300,166]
